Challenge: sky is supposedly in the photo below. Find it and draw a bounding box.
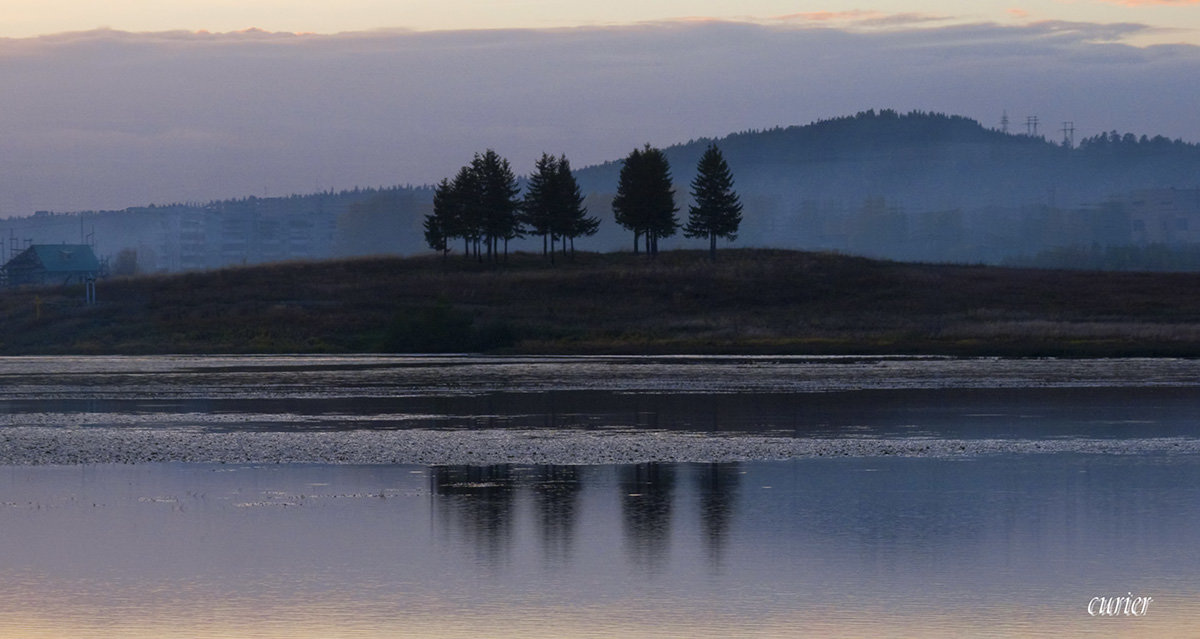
[3,1,1200,44]
[1,1,1199,213]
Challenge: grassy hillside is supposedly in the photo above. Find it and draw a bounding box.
[4,249,1200,356]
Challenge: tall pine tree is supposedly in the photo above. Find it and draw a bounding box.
[684,144,743,261]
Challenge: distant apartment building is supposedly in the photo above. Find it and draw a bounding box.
[152,200,338,271]
[0,187,431,276]
[1128,188,1200,245]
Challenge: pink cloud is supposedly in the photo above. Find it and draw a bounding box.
[773,10,888,22]
[771,10,949,28]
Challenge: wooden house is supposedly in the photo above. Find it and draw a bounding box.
[2,244,101,286]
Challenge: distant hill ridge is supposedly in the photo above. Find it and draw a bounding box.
[576,109,1200,209]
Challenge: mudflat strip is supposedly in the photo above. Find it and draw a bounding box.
[0,427,1196,466]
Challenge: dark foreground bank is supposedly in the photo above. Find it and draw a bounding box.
[3,249,1200,356]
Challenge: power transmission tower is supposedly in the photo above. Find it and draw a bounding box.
[1026,116,1039,137]
[1061,121,1075,147]
[1000,110,1010,134]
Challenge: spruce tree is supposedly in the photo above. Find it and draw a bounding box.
[684,144,743,261]
[612,144,677,257]
[424,178,454,257]
[611,146,645,253]
[521,153,558,257]
[451,164,484,260]
[551,155,598,259]
[471,149,522,262]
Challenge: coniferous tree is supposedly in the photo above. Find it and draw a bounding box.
[612,144,677,257]
[523,153,598,262]
[422,214,449,257]
[684,144,743,261]
[424,178,453,257]
[451,164,484,260]
[611,146,644,254]
[521,153,558,258]
[472,149,522,261]
[427,151,522,262]
[551,155,598,259]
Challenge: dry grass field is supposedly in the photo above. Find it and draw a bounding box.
[4,249,1200,356]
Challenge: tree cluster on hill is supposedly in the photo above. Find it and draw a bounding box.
[425,150,598,262]
[425,144,745,262]
[608,143,745,259]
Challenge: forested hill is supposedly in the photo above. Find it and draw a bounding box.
[576,109,1200,212]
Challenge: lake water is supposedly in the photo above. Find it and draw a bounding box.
[0,355,1198,637]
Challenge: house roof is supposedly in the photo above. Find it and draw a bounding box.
[23,245,100,273]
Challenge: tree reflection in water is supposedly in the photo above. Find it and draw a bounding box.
[530,465,583,569]
[698,462,740,569]
[428,463,739,574]
[430,465,517,569]
[620,464,676,574]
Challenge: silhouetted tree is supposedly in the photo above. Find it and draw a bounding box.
[522,153,558,258]
[612,144,677,256]
[551,155,598,260]
[424,178,455,257]
[524,153,598,262]
[451,164,485,260]
[472,149,522,262]
[430,151,521,262]
[684,144,742,261]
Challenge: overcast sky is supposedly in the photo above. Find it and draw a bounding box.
[1,3,1199,213]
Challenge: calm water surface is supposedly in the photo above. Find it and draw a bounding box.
[1,458,1197,638]
[0,355,1197,637]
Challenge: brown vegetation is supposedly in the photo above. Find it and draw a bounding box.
[3,249,1200,356]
